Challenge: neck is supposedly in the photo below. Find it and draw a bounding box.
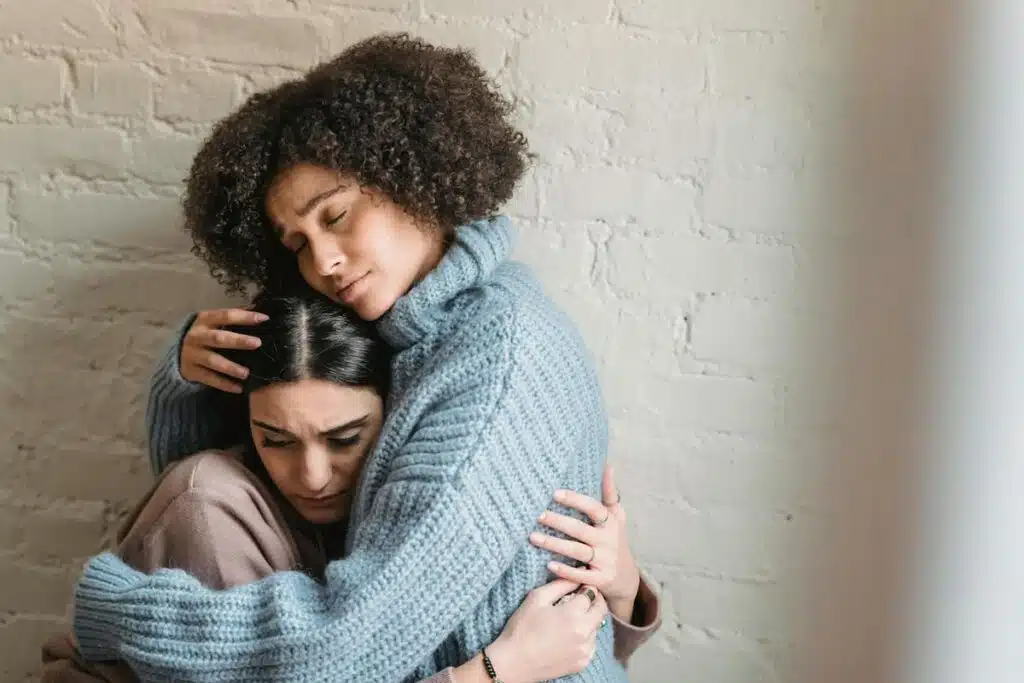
[410,229,449,289]
[377,216,515,349]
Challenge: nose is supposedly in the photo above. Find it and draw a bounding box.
[308,236,344,277]
[297,447,333,494]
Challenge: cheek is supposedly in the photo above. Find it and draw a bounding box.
[256,449,294,488]
[336,443,375,486]
[348,224,384,268]
[335,457,363,486]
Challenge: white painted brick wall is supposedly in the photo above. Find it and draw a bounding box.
[0,1,840,681]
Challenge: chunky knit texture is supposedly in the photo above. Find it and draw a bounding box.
[72,217,624,683]
[145,315,243,475]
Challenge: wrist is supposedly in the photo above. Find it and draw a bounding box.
[609,564,642,621]
[484,635,527,683]
[451,656,490,683]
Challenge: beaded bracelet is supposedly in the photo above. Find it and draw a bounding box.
[482,647,504,683]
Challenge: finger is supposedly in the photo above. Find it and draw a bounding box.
[198,350,250,380]
[201,328,263,351]
[580,587,601,612]
[191,367,243,394]
[553,489,610,525]
[202,308,269,327]
[538,511,598,544]
[557,587,595,615]
[529,578,582,605]
[586,589,609,623]
[548,561,599,585]
[602,463,619,508]
[530,532,595,564]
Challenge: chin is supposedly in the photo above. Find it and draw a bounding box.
[356,305,385,321]
[352,297,392,321]
[297,506,348,525]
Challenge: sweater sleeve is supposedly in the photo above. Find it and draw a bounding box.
[611,573,662,665]
[146,315,245,475]
[41,466,461,683]
[72,314,593,683]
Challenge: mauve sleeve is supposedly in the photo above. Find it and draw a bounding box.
[610,573,662,665]
[416,669,456,683]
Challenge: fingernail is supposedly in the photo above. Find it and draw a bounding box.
[538,511,547,521]
[254,313,269,322]
[529,532,543,545]
[547,561,558,571]
[553,490,567,501]
[248,338,262,348]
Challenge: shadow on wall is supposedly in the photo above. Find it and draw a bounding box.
[0,190,233,679]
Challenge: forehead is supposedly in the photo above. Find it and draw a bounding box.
[265,164,356,223]
[249,378,381,431]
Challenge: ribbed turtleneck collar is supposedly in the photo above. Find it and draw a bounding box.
[377,216,514,349]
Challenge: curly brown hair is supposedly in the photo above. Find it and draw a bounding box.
[183,33,531,294]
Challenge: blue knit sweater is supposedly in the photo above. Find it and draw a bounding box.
[72,217,624,683]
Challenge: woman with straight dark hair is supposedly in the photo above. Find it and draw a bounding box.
[72,34,660,683]
[45,291,654,683]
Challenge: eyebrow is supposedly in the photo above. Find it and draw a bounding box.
[252,414,370,438]
[297,183,349,218]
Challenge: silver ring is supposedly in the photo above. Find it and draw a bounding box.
[595,509,610,526]
[587,544,595,565]
[583,587,596,606]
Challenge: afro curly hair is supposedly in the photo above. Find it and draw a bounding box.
[184,33,531,294]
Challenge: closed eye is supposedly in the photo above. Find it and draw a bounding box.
[261,436,295,448]
[326,211,347,227]
[328,434,361,449]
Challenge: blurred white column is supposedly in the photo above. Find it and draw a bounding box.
[902,1,1024,682]
[809,1,1024,682]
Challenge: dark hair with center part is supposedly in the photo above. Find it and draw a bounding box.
[223,288,391,398]
[218,288,389,509]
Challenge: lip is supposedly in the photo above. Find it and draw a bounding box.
[294,491,345,506]
[337,273,370,304]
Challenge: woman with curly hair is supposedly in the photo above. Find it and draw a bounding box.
[42,290,621,683]
[71,34,659,683]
